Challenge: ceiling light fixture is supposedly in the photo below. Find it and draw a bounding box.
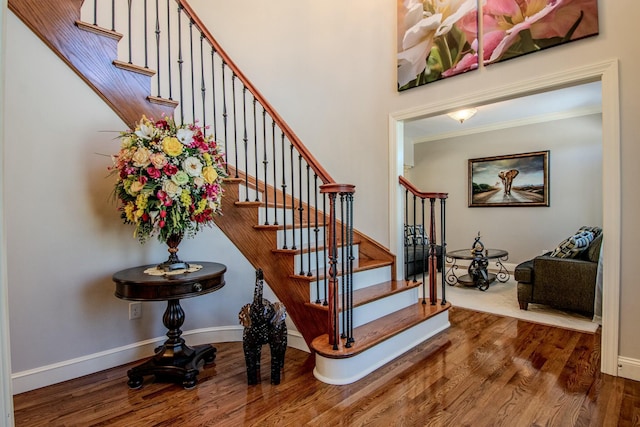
[447,108,478,124]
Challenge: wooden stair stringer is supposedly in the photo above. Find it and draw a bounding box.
[8,0,176,127]
[213,180,328,349]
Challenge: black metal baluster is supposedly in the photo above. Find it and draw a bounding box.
[271,122,278,225]
[314,175,321,302]
[155,0,161,97]
[340,193,346,339]
[262,108,269,225]
[111,0,115,31]
[322,193,328,305]
[421,198,427,303]
[93,0,97,26]
[143,0,148,69]
[166,0,173,101]
[221,61,228,171]
[176,5,185,124]
[298,155,304,274]
[209,48,218,139]
[404,189,409,282]
[253,98,259,202]
[306,165,312,277]
[232,74,239,177]
[188,20,196,123]
[199,34,206,133]
[127,0,133,64]
[290,143,296,251]
[345,192,355,347]
[440,197,447,305]
[429,197,437,306]
[242,87,249,200]
[280,132,288,249]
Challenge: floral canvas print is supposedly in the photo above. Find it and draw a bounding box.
[397,0,479,90]
[482,0,599,65]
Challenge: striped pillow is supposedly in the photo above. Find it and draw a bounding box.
[550,230,595,258]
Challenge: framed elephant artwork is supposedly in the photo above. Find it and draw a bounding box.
[468,151,549,207]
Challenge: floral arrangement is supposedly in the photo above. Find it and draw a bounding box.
[398,0,599,90]
[109,115,226,244]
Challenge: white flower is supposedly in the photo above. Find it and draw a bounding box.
[135,123,155,140]
[193,177,205,188]
[176,128,194,145]
[162,180,181,198]
[183,156,203,177]
[397,0,478,87]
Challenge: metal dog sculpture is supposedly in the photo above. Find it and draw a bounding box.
[238,269,287,385]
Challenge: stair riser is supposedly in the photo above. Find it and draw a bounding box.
[339,288,419,329]
[293,244,360,275]
[309,266,392,302]
[277,227,326,248]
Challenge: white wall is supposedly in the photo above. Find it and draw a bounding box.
[4,0,640,393]
[408,115,603,263]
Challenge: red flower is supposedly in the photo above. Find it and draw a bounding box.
[163,164,178,176]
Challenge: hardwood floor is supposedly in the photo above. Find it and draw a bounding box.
[13,307,640,426]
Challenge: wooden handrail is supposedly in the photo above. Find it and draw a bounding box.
[399,176,448,199]
[179,0,336,186]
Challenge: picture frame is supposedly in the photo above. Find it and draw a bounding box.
[468,151,549,207]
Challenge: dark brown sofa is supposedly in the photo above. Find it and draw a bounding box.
[514,231,602,317]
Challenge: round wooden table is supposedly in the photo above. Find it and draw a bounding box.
[113,261,226,389]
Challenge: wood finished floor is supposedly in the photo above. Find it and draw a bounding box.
[13,307,640,426]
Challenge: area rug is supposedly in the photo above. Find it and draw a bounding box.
[444,279,599,333]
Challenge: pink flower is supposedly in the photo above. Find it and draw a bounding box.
[483,0,599,64]
[146,167,162,179]
[442,51,479,77]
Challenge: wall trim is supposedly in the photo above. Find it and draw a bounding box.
[389,58,621,377]
[12,326,309,395]
[617,357,640,382]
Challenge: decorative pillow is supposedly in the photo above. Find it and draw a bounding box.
[404,224,429,247]
[550,228,596,259]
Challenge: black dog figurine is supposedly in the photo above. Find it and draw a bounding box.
[238,269,287,385]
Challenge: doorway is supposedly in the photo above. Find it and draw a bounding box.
[388,60,620,376]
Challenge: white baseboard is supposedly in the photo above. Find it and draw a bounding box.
[12,326,309,395]
[617,356,640,381]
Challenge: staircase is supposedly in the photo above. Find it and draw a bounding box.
[8,0,451,385]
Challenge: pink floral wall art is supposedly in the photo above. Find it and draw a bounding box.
[397,1,599,91]
[397,0,480,91]
[483,0,599,66]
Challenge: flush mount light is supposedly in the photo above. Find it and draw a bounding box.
[447,108,478,123]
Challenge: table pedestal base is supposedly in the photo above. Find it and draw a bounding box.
[127,343,216,389]
[126,298,216,389]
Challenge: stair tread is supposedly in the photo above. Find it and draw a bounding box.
[306,280,420,310]
[311,300,451,359]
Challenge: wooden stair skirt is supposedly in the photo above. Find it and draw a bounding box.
[311,300,451,385]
